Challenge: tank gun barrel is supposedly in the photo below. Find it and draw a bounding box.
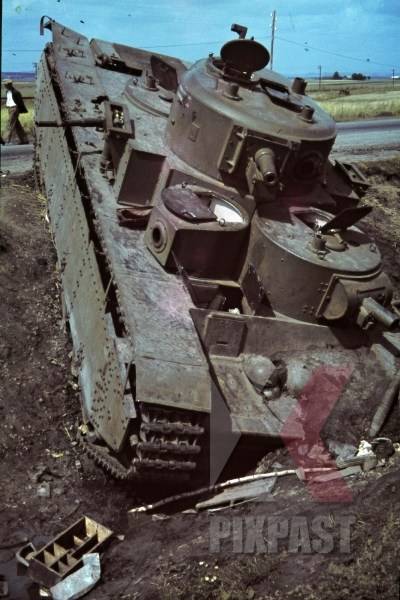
[254,148,278,187]
[357,297,400,330]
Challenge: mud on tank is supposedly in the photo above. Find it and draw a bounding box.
[34,18,400,489]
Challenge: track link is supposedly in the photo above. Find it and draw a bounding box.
[78,405,207,483]
[77,432,134,480]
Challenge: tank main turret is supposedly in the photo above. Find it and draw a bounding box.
[166,33,336,201]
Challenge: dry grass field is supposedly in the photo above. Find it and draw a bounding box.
[317,92,400,120]
[310,81,400,120]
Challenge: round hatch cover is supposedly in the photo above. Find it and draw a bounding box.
[162,186,217,222]
[220,39,270,73]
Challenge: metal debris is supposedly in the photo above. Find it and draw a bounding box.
[37,481,51,498]
[312,465,362,482]
[50,553,101,600]
[129,468,331,514]
[130,435,399,514]
[369,373,400,437]
[328,441,357,462]
[371,437,395,459]
[28,516,112,588]
[16,542,36,569]
[32,464,52,483]
[195,476,277,511]
[334,440,378,472]
[0,575,8,598]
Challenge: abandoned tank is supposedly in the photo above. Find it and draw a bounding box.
[34,18,400,487]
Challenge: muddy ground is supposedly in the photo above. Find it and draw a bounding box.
[0,160,399,600]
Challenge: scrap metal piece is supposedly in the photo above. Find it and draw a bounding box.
[50,553,101,600]
[28,517,112,589]
[16,542,37,569]
[371,437,395,460]
[312,465,362,482]
[333,160,370,196]
[195,476,277,511]
[369,373,400,438]
[382,331,400,356]
[0,575,8,598]
[37,482,51,498]
[336,450,378,472]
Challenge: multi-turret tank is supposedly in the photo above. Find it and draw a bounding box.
[35,18,400,488]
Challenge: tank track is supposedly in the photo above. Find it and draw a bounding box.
[77,432,134,480]
[78,404,206,483]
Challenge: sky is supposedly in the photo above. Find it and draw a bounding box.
[2,0,400,77]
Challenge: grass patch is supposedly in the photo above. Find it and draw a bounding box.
[1,100,35,141]
[308,81,400,95]
[309,82,400,121]
[316,90,400,121]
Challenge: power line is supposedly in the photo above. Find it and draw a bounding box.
[3,39,231,52]
[274,35,397,69]
[3,33,399,69]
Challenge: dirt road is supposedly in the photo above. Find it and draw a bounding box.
[333,118,400,161]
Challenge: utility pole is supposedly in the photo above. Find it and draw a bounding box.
[270,10,276,70]
[318,65,322,90]
[393,68,395,89]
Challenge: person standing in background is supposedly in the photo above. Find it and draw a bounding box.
[3,79,29,144]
